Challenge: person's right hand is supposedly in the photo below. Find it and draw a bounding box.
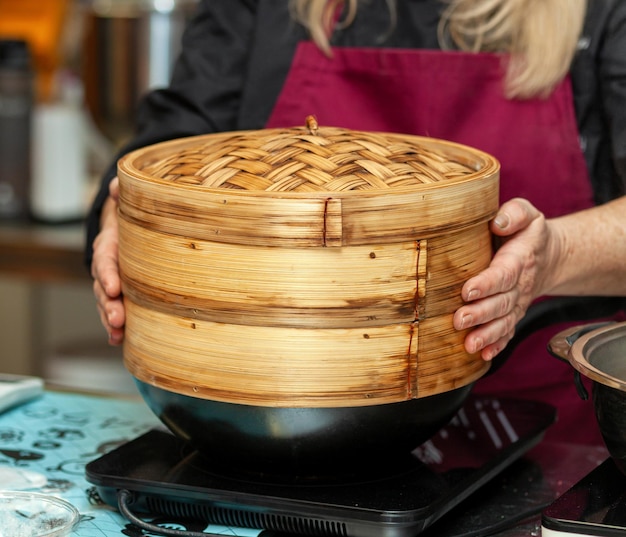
[91,177,125,345]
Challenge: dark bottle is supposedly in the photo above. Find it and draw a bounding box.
[0,39,33,220]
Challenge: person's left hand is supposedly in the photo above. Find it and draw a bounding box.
[453,198,554,360]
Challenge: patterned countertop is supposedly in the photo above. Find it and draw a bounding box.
[0,389,261,536]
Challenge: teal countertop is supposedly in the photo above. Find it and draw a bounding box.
[0,389,261,536]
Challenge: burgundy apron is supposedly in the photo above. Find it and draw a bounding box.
[266,42,599,444]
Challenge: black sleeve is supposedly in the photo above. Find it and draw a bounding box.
[84,0,259,269]
[599,0,626,195]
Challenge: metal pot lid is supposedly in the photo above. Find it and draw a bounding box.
[563,321,626,392]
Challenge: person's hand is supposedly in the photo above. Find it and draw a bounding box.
[453,198,555,360]
[91,177,125,345]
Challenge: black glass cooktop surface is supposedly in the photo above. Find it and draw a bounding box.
[86,396,556,537]
[542,457,626,536]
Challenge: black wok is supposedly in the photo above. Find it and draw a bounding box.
[135,379,471,475]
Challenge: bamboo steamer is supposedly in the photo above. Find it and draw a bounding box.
[117,119,500,410]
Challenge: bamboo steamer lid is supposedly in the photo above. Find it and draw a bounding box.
[117,118,500,408]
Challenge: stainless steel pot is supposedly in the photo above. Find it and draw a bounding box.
[548,321,626,474]
[82,0,198,144]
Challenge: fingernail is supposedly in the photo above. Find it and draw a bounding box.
[460,313,473,329]
[466,289,479,301]
[494,213,510,229]
[472,337,484,354]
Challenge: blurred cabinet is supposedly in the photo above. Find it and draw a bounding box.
[0,222,111,383]
[0,222,87,281]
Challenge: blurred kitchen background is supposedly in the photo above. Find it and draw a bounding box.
[0,0,198,393]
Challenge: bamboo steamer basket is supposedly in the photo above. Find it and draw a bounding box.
[118,120,500,470]
[118,119,499,415]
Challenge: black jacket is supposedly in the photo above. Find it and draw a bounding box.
[85,0,626,266]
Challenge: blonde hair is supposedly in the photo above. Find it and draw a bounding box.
[289,0,587,99]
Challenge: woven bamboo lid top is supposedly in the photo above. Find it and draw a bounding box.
[138,118,484,193]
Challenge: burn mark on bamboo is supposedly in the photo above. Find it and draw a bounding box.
[407,322,416,398]
[409,240,427,399]
[414,241,421,319]
[322,197,332,246]
[415,239,428,320]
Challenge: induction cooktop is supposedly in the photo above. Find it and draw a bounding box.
[542,457,626,537]
[86,396,556,537]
